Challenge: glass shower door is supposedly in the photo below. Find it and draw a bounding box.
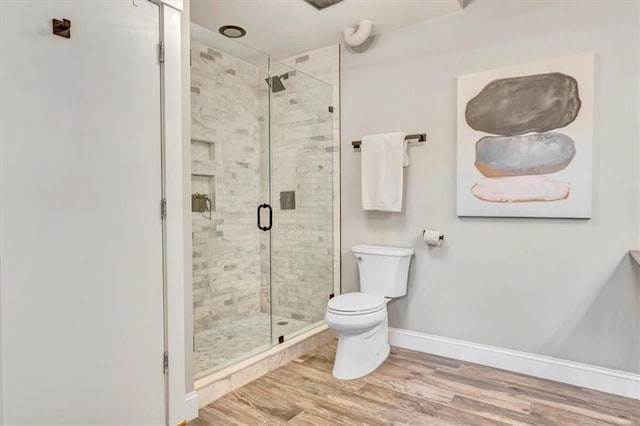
[268,60,335,343]
[191,24,273,378]
[191,22,335,379]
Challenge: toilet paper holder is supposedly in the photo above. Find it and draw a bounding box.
[422,230,445,242]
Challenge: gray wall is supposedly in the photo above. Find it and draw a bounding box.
[341,0,640,373]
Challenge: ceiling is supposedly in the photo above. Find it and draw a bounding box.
[190,0,464,60]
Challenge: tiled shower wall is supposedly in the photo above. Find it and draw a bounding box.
[191,39,340,336]
[282,45,341,306]
[260,46,341,323]
[191,40,265,335]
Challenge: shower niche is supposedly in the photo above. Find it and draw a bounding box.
[191,139,215,217]
[190,23,337,379]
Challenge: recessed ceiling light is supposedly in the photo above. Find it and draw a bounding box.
[219,25,246,38]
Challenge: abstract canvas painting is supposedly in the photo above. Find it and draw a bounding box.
[457,53,594,218]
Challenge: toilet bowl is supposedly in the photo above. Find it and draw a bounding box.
[326,292,390,380]
[325,245,413,380]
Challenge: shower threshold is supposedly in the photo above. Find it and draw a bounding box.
[194,312,315,379]
[194,321,332,407]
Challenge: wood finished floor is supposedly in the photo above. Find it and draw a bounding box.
[192,340,640,425]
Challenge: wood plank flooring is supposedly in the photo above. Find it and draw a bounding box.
[191,340,640,425]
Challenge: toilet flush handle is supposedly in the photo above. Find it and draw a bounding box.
[355,255,362,262]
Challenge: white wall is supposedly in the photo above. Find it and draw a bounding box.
[1,1,165,422]
[1,0,191,423]
[341,0,640,373]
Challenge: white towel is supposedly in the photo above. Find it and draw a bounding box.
[361,132,408,212]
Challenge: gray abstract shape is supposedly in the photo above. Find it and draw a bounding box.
[465,72,581,136]
[475,132,576,177]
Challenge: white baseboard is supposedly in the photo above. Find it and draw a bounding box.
[389,328,640,400]
[184,391,199,422]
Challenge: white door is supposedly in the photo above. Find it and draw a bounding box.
[0,1,165,424]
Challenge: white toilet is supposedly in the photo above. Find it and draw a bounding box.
[325,244,413,380]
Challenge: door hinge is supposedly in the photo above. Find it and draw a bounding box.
[158,42,165,64]
[161,198,167,219]
[163,351,169,374]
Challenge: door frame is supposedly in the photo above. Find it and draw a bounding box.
[149,0,198,424]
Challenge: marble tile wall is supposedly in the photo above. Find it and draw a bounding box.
[282,45,341,305]
[191,40,265,335]
[191,39,340,342]
[260,45,341,323]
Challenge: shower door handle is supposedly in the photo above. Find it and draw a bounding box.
[257,203,272,231]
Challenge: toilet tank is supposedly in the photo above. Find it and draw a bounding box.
[353,245,414,298]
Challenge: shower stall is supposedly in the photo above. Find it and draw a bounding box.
[190,24,337,379]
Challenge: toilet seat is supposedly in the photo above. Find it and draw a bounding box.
[327,292,386,316]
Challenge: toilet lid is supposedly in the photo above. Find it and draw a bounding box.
[327,292,386,315]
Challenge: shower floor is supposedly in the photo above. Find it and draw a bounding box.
[194,312,311,377]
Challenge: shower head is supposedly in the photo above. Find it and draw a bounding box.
[265,73,288,93]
